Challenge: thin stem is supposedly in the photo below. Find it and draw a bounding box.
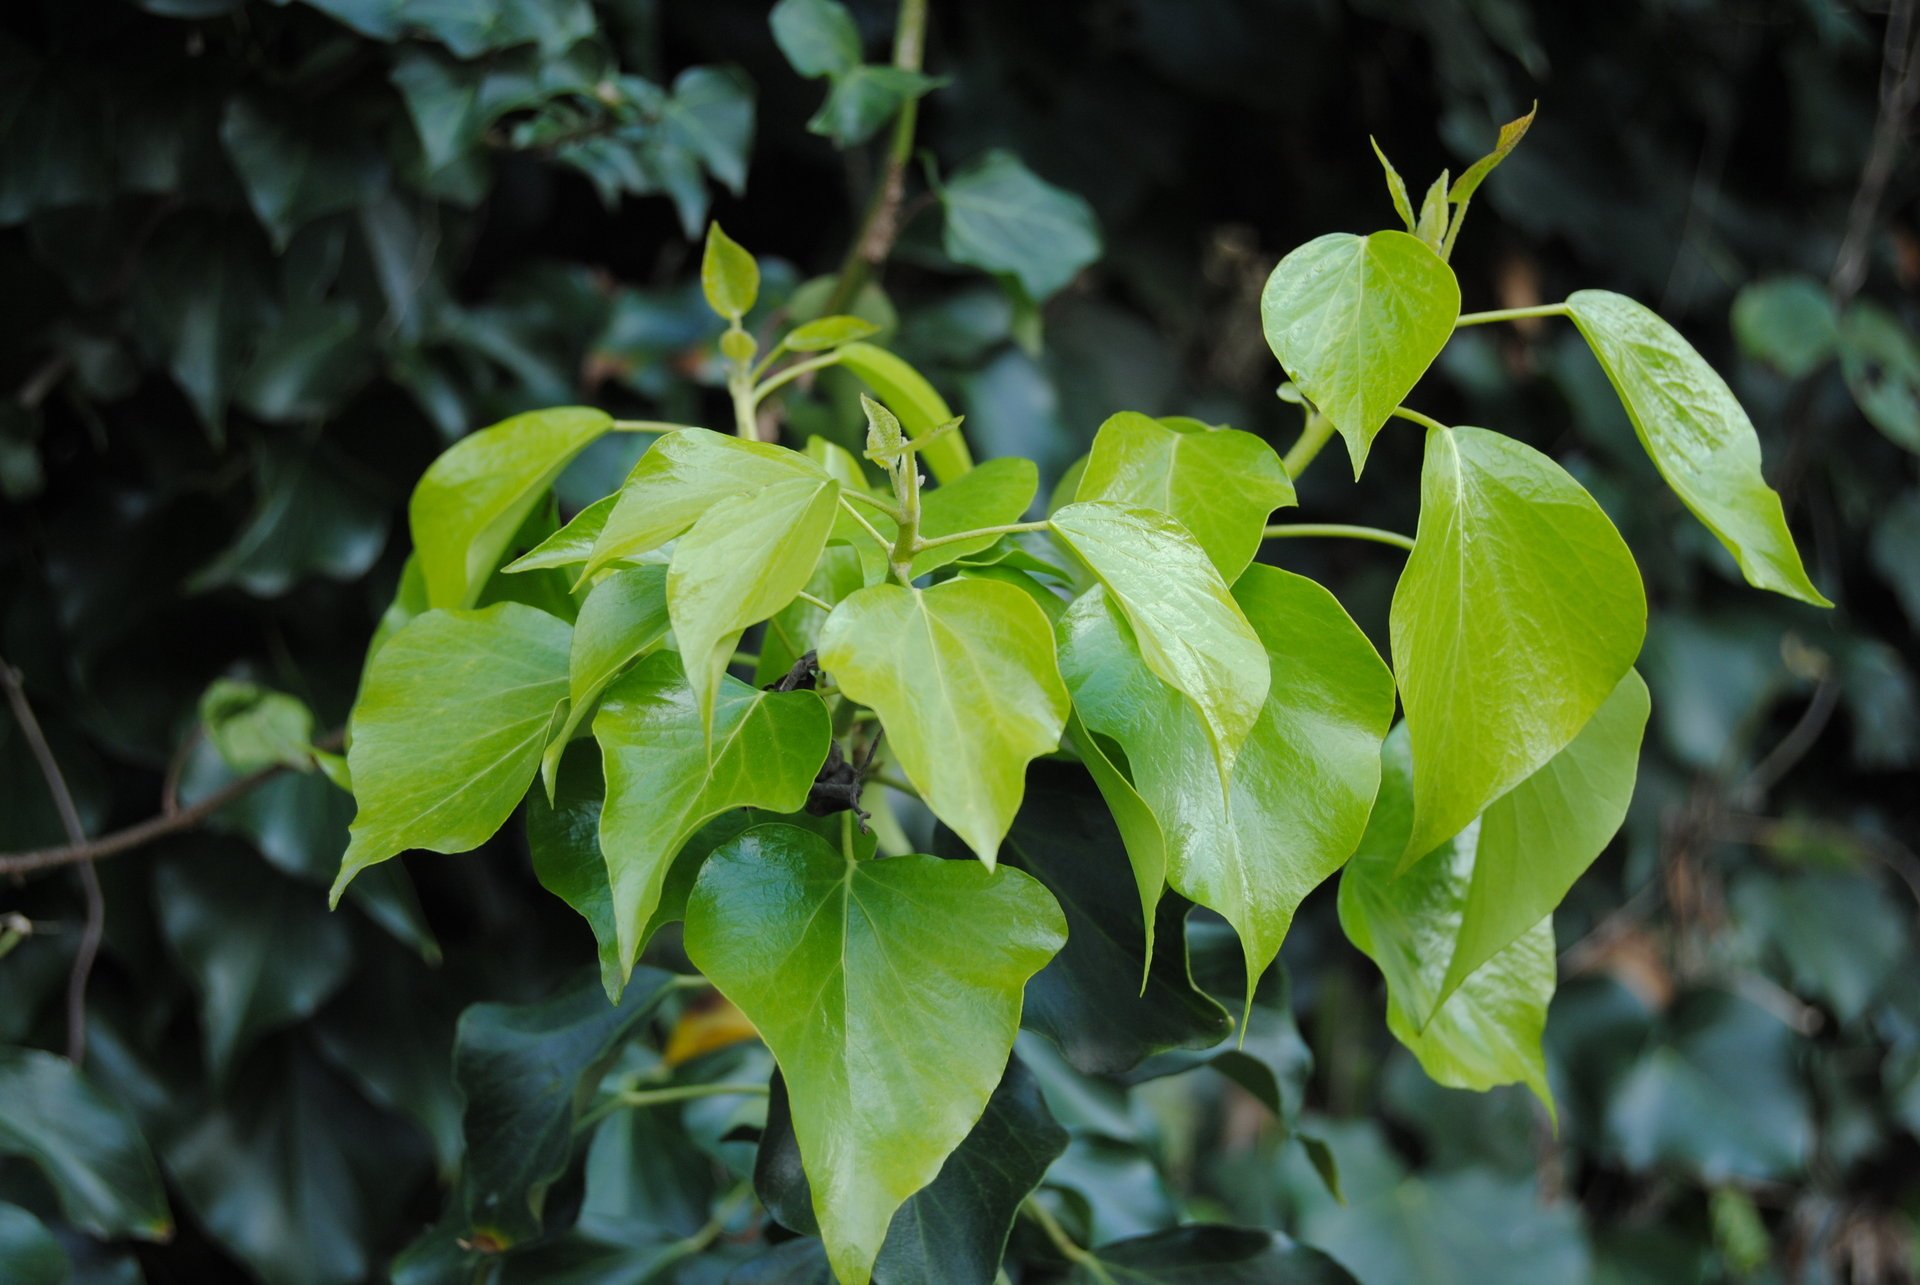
[794,589,835,613]
[912,520,1050,554]
[1022,1198,1113,1284]
[1263,523,1415,552]
[841,489,901,518]
[1281,410,1335,480]
[576,1082,769,1132]
[1454,302,1571,327]
[868,770,919,797]
[753,352,845,405]
[1389,405,1449,433]
[1440,195,1471,262]
[838,496,896,552]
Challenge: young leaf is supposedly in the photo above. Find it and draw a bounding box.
[1074,411,1296,580]
[667,475,840,731]
[1370,138,1416,233]
[1058,566,1395,1020]
[0,1049,172,1242]
[938,150,1102,303]
[1568,291,1830,604]
[835,342,974,482]
[1414,169,1450,251]
[332,603,572,904]
[453,969,678,1248]
[701,221,759,321]
[785,314,882,352]
[911,456,1040,575]
[1259,231,1459,476]
[817,577,1069,864]
[595,653,831,978]
[585,429,829,577]
[1389,426,1645,860]
[541,565,672,794]
[410,407,612,608]
[504,493,618,574]
[1448,103,1536,207]
[1049,501,1269,781]
[683,823,1066,1285]
[769,0,861,79]
[1337,725,1554,1110]
[199,678,316,773]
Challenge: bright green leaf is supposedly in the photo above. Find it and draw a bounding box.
[198,678,315,773]
[939,150,1102,303]
[1390,425,1645,860]
[1371,138,1416,233]
[333,603,571,903]
[818,577,1068,863]
[683,823,1066,1285]
[1567,289,1829,604]
[835,342,974,483]
[1075,411,1295,580]
[668,475,839,730]
[0,1048,171,1241]
[701,221,759,320]
[786,314,882,352]
[755,544,870,687]
[595,653,831,977]
[1448,103,1536,207]
[1414,169,1450,250]
[912,457,1039,575]
[506,494,618,574]
[1260,231,1460,476]
[410,407,611,609]
[542,565,672,794]
[1049,501,1269,781]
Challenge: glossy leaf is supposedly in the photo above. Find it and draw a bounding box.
[543,564,672,793]
[410,407,611,609]
[585,429,828,577]
[818,577,1068,864]
[834,342,974,483]
[939,150,1102,303]
[0,1048,171,1241]
[595,653,832,977]
[1567,290,1828,604]
[755,544,870,687]
[333,603,571,903]
[757,1057,1068,1284]
[505,493,618,574]
[911,456,1039,576]
[683,824,1065,1285]
[1050,501,1269,780]
[1059,566,1394,1017]
[1260,231,1459,475]
[1390,426,1645,860]
[701,221,758,320]
[1073,1225,1358,1284]
[198,678,315,772]
[668,475,839,729]
[454,969,677,1248]
[1074,411,1295,580]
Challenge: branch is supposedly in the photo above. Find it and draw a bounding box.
[1831,0,1920,307]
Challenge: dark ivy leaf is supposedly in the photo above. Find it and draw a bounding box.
[0,1047,171,1243]
[1072,1225,1359,1284]
[0,1202,69,1285]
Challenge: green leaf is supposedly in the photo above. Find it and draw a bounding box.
[1414,169,1450,250]
[787,314,882,352]
[1447,103,1536,207]
[755,544,870,687]
[454,969,678,1248]
[911,457,1039,575]
[834,342,974,483]
[939,150,1102,303]
[505,493,619,575]
[770,0,862,78]
[756,1057,1068,1284]
[595,653,831,977]
[1566,290,1829,604]
[683,823,1066,1285]
[810,66,942,148]
[1058,566,1395,1017]
[1370,138,1416,233]
[198,678,315,773]
[669,475,839,730]
[701,221,758,321]
[188,438,389,595]
[966,761,1232,1075]
[1389,425,1645,860]
[156,853,354,1084]
[817,577,1068,864]
[220,96,383,250]
[1074,412,1295,580]
[332,603,571,903]
[0,1048,171,1241]
[542,564,672,794]
[1731,276,1839,380]
[1338,725,1554,1110]
[585,429,829,577]
[0,1203,68,1285]
[1260,231,1460,476]
[1839,299,1920,454]
[410,407,612,609]
[1049,501,1270,781]
[1074,1225,1359,1284]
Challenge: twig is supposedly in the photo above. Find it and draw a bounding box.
[1741,676,1839,799]
[1021,1198,1114,1283]
[1,655,102,1064]
[1831,0,1920,307]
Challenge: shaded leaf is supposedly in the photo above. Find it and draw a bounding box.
[0,1049,170,1242]
[939,150,1102,303]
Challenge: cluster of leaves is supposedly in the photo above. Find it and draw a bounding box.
[4,1,1919,1283]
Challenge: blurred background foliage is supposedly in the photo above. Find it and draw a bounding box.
[1,0,1918,1281]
